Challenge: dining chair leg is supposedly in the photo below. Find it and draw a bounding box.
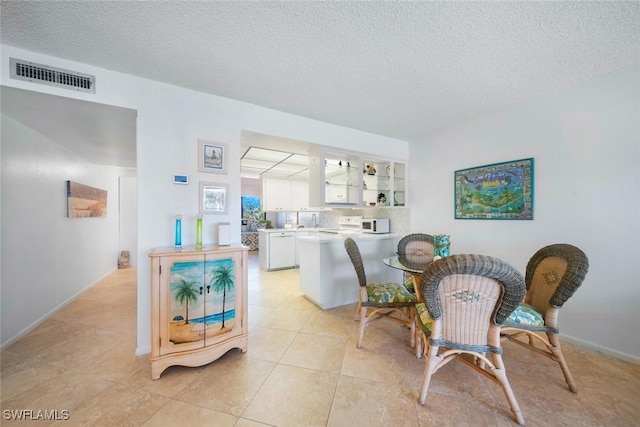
[418,345,440,405]
[548,332,577,392]
[356,306,367,348]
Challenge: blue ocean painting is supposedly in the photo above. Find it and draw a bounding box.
[191,309,236,326]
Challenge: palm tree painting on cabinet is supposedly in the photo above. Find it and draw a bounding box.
[169,259,236,344]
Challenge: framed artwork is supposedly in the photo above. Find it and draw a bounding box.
[198,140,228,174]
[454,158,534,220]
[200,182,228,215]
[66,180,107,218]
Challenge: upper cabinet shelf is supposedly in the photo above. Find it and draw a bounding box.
[309,147,407,208]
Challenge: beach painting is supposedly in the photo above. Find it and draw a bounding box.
[454,158,534,220]
[169,258,236,344]
[66,181,107,218]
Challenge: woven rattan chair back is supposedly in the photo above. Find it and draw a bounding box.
[343,237,368,288]
[524,243,589,316]
[397,233,435,259]
[417,254,526,425]
[502,243,589,393]
[420,254,525,351]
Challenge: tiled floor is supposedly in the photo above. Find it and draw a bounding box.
[2,252,639,426]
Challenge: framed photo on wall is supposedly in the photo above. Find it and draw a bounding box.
[198,140,228,174]
[200,182,228,215]
[454,158,534,220]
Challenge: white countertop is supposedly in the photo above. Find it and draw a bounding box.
[297,232,400,243]
[258,228,314,233]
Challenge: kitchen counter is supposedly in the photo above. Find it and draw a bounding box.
[297,232,402,309]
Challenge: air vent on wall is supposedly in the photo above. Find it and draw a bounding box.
[10,58,95,94]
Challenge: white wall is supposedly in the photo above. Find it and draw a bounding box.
[0,45,410,355]
[1,114,125,346]
[409,64,640,359]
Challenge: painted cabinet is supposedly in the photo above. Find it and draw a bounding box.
[149,245,248,379]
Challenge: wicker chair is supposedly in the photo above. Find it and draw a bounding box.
[343,237,417,349]
[501,243,589,393]
[416,254,526,426]
[397,233,435,292]
[397,233,435,258]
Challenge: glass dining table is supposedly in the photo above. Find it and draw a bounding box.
[383,253,432,302]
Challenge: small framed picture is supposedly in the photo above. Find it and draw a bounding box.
[198,140,228,174]
[200,182,228,215]
[173,174,189,185]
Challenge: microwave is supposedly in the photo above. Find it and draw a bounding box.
[361,218,390,234]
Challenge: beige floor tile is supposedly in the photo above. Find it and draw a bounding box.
[341,339,411,385]
[1,362,67,402]
[416,389,517,427]
[1,371,114,424]
[258,307,312,332]
[178,351,276,416]
[328,375,419,427]
[49,382,169,426]
[279,332,348,374]
[129,361,207,398]
[234,418,273,427]
[247,326,297,363]
[142,399,237,426]
[300,305,360,338]
[241,364,338,427]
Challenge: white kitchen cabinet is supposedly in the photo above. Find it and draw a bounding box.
[309,148,361,207]
[261,177,309,211]
[309,146,407,209]
[362,159,406,207]
[259,230,297,271]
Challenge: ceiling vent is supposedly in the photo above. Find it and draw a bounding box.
[10,58,95,94]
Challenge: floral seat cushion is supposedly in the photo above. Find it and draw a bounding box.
[366,283,417,304]
[505,303,545,326]
[415,303,433,333]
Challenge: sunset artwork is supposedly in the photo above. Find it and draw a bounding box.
[66,181,107,218]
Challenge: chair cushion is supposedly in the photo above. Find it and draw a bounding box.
[506,303,544,326]
[366,283,417,304]
[415,303,433,333]
[404,275,415,293]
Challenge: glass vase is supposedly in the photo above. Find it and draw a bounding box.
[196,215,203,249]
[174,215,182,250]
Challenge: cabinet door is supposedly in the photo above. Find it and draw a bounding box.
[324,155,360,205]
[202,250,245,347]
[262,178,291,211]
[290,180,309,211]
[159,254,207,356]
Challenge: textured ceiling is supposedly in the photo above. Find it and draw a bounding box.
[1,1,639,146]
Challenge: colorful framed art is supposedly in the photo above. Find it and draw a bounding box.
[454,158,534,220]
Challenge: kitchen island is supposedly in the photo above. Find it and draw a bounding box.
[297,232,402,309]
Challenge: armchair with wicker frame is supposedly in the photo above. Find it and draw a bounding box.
[343,237,417,349]
[501,243,589,393]
[416,254,526,425]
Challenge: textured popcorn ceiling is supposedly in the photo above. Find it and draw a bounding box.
[1,1,639,144]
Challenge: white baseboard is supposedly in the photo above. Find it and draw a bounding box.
[562,333,640,364]
[135,346,151,357]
